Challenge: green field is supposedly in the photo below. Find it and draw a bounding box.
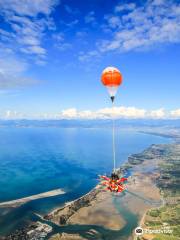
[141,144,180,240]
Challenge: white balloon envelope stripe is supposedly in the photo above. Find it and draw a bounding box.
[102,66,120,74]
[106,86,118,97]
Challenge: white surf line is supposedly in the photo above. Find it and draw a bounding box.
[0,189,65,208]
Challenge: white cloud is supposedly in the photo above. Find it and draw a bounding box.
[98,0,180,53]
[58,107,180,120]
[152,0,165,6]
[3,110,26,119]
[97,107,146,119]
[1,107,180,120]
[170,109,180,118]
[53,33,64,42]
[59,19,79,28]
[57,43,72,51]
[78,110,95,119]
[22,45,46,55]
[64,5,79,15]
[0,0,60,89]
[0,50,38,89]
[115,3,136,12]
[78,50,100,62]
[0,0,58,17]
[53,33,72,51]
[148,108,166,119]
[61,108,78,118]
[85,11,96,24]
[0,0,59,62]
[0,72,37,89]
[104,16,121,29]
[76,31,88,38]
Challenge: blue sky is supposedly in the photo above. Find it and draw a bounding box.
[0,0,180,119]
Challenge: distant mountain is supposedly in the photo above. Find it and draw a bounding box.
[0,119,179,128]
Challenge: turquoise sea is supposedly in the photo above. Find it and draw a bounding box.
[0,126,171,236]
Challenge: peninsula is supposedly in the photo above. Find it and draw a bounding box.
[2,130,180,240]
[0,189,65,208]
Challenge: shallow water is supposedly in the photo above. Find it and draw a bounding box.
[32,194,138,240]
[0,127,171,235]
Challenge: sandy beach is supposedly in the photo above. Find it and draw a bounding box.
[67,190,126,230]
[47,145,166,240]
[0,189,65,208]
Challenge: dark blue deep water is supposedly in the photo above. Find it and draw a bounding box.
[0,127,171,235]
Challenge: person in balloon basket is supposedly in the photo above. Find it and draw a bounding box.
[100,173,127,193]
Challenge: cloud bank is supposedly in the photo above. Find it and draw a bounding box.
[58,107,170,119]
[1,107,180,120]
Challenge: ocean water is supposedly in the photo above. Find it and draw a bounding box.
[0,127,171,235]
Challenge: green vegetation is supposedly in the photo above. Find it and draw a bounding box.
[128,144,169,166]
[142,144,180,240]
[157,144,180,197]
[152,235,179,240]
[146,204,180,225]
[148,209,161,218]
[144,204,180,240]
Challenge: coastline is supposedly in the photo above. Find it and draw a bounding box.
[0,189,65,208]
[138,128,180,143]
[1,131,179,240]
[45,144,171,240]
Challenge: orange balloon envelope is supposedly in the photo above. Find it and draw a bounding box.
[101,66,122,102]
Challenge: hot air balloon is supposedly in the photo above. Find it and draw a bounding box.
[101,66,123,102]
[99,66,127,193]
